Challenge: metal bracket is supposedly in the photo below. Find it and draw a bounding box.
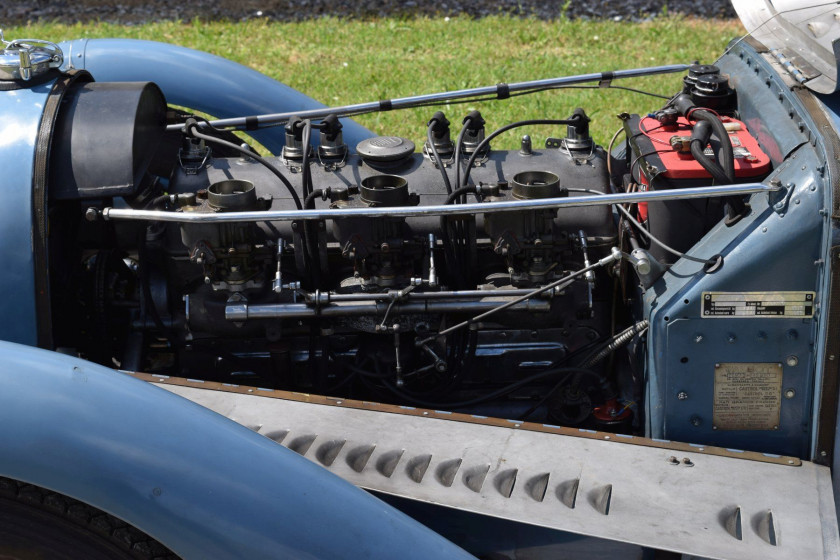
[768,179,795,216]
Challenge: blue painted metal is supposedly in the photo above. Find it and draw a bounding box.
[58,39,374,155]
[376,493,647,559]
[643,42,829,458]
[0,81,54,346]
[815,89,840,525]
[0,341,474,559]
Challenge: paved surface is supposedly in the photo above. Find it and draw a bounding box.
[3,0,736,24]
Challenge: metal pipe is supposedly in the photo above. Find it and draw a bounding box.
[226,298,551,321]
[101,183,776,224]
[167,64,689,132]
[315,289,546,303]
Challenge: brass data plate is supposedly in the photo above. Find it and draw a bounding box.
[701,291,815,318]
[713,362,783,431]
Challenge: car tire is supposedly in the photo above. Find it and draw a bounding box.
[0,476,178,559]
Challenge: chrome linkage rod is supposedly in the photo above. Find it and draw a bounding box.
[97,183,778,224]
[166,63,689,132]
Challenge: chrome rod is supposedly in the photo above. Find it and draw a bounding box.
[101,183,776,224]
[226,299,551,321]
[167,64,689,132]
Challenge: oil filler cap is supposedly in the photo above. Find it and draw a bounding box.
[0,32,63,81]
[356,136,415,164]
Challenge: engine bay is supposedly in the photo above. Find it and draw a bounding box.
[46,61,793,442]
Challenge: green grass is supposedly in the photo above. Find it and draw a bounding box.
[7,17,745,149]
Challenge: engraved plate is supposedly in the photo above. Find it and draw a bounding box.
[702,291,815,318]
[713,362,783,431]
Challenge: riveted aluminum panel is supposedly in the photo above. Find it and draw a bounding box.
[152,375,839,560]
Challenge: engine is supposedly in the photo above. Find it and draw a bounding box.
[44,64,768,432]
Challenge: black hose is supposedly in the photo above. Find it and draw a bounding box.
[381,367,602,410]
[693,110,734,181]
[455,111,483,200]
[304,189,323,209]
[461,117,582,188]
[689,120,730,184]
[426,121,453,195]
[518,369,606,421]
[445,185,478,205]
[186,122,303,210]
[301,120,313,198]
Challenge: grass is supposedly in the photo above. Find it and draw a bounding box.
[7,16,745,150]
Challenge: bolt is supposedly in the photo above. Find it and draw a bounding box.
[784,388,796,399]
[667,456,679,465]
[682,458,694,467]
[786,355,799,367]
[677,391,689,401]
[690,416,702,427]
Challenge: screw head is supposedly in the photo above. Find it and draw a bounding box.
[786,355,799,367]
[690,415,702,427]
[694,334,704,343]
[677,391,689,401]
[784,388,796,399]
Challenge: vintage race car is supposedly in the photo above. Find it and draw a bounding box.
[1,1,839,558]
